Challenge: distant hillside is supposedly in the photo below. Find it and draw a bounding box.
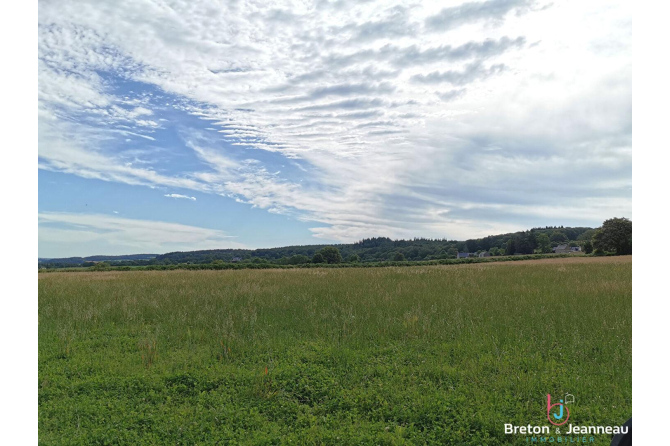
[39,254,158,267]
[39,226,595,268]
[154,226,593,264]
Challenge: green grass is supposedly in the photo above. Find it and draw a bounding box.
[39,253,580,273]
[39,257,631,445]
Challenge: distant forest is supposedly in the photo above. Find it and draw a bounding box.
[39,225,601,269]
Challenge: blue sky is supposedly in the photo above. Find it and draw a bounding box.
[38,0,631,258]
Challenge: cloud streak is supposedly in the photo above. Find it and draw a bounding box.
[425,0,536,31]
[165,194,196,201]
[411,61,506,85]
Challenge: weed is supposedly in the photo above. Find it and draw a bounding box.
[139,338,157,368]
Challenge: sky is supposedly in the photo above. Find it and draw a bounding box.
[38,0,631,258]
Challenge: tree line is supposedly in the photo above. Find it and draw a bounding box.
[39,218,631,269]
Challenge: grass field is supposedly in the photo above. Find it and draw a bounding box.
[38,256,632,445]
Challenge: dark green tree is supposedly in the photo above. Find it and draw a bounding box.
[393,252,406,261]
[583,240,593,254]
[289,254,310,265]
[505,238,516,255]
[577,229,597,241]
[513,234,534,254]
[527,231,538,250]
[550,231,568,244]
[592,217,632,255]
[312,253,326,264]
[319,246,342,264]
[537,233,552,253]
[347,254,360,263]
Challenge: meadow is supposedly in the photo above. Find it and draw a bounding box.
[38,256,632,445]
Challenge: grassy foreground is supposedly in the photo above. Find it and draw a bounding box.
[39,256,631,445]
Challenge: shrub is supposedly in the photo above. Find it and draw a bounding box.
[319,247,342,264]
[393,252,406,261]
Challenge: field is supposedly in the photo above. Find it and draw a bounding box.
[39,256,632,445]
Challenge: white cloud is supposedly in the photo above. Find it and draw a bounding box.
[38,212,243,257]
[165,193,196,201]
[38,0,631,242]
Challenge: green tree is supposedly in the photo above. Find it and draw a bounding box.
[90,261,110,271]
[550,231,568,244]
[312,253,326,264]
[393,252,406,261]
[577,229,597,241]
[505,238,516,255]
[289,254,310,265]
[319,247,342,264]
[515,234,535,254]
[583,240,593,254]
[347,254,360,263]
[592,217,632,255]
[527,231,538,251]
[446,247,459,259]
[537,233,552,253]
